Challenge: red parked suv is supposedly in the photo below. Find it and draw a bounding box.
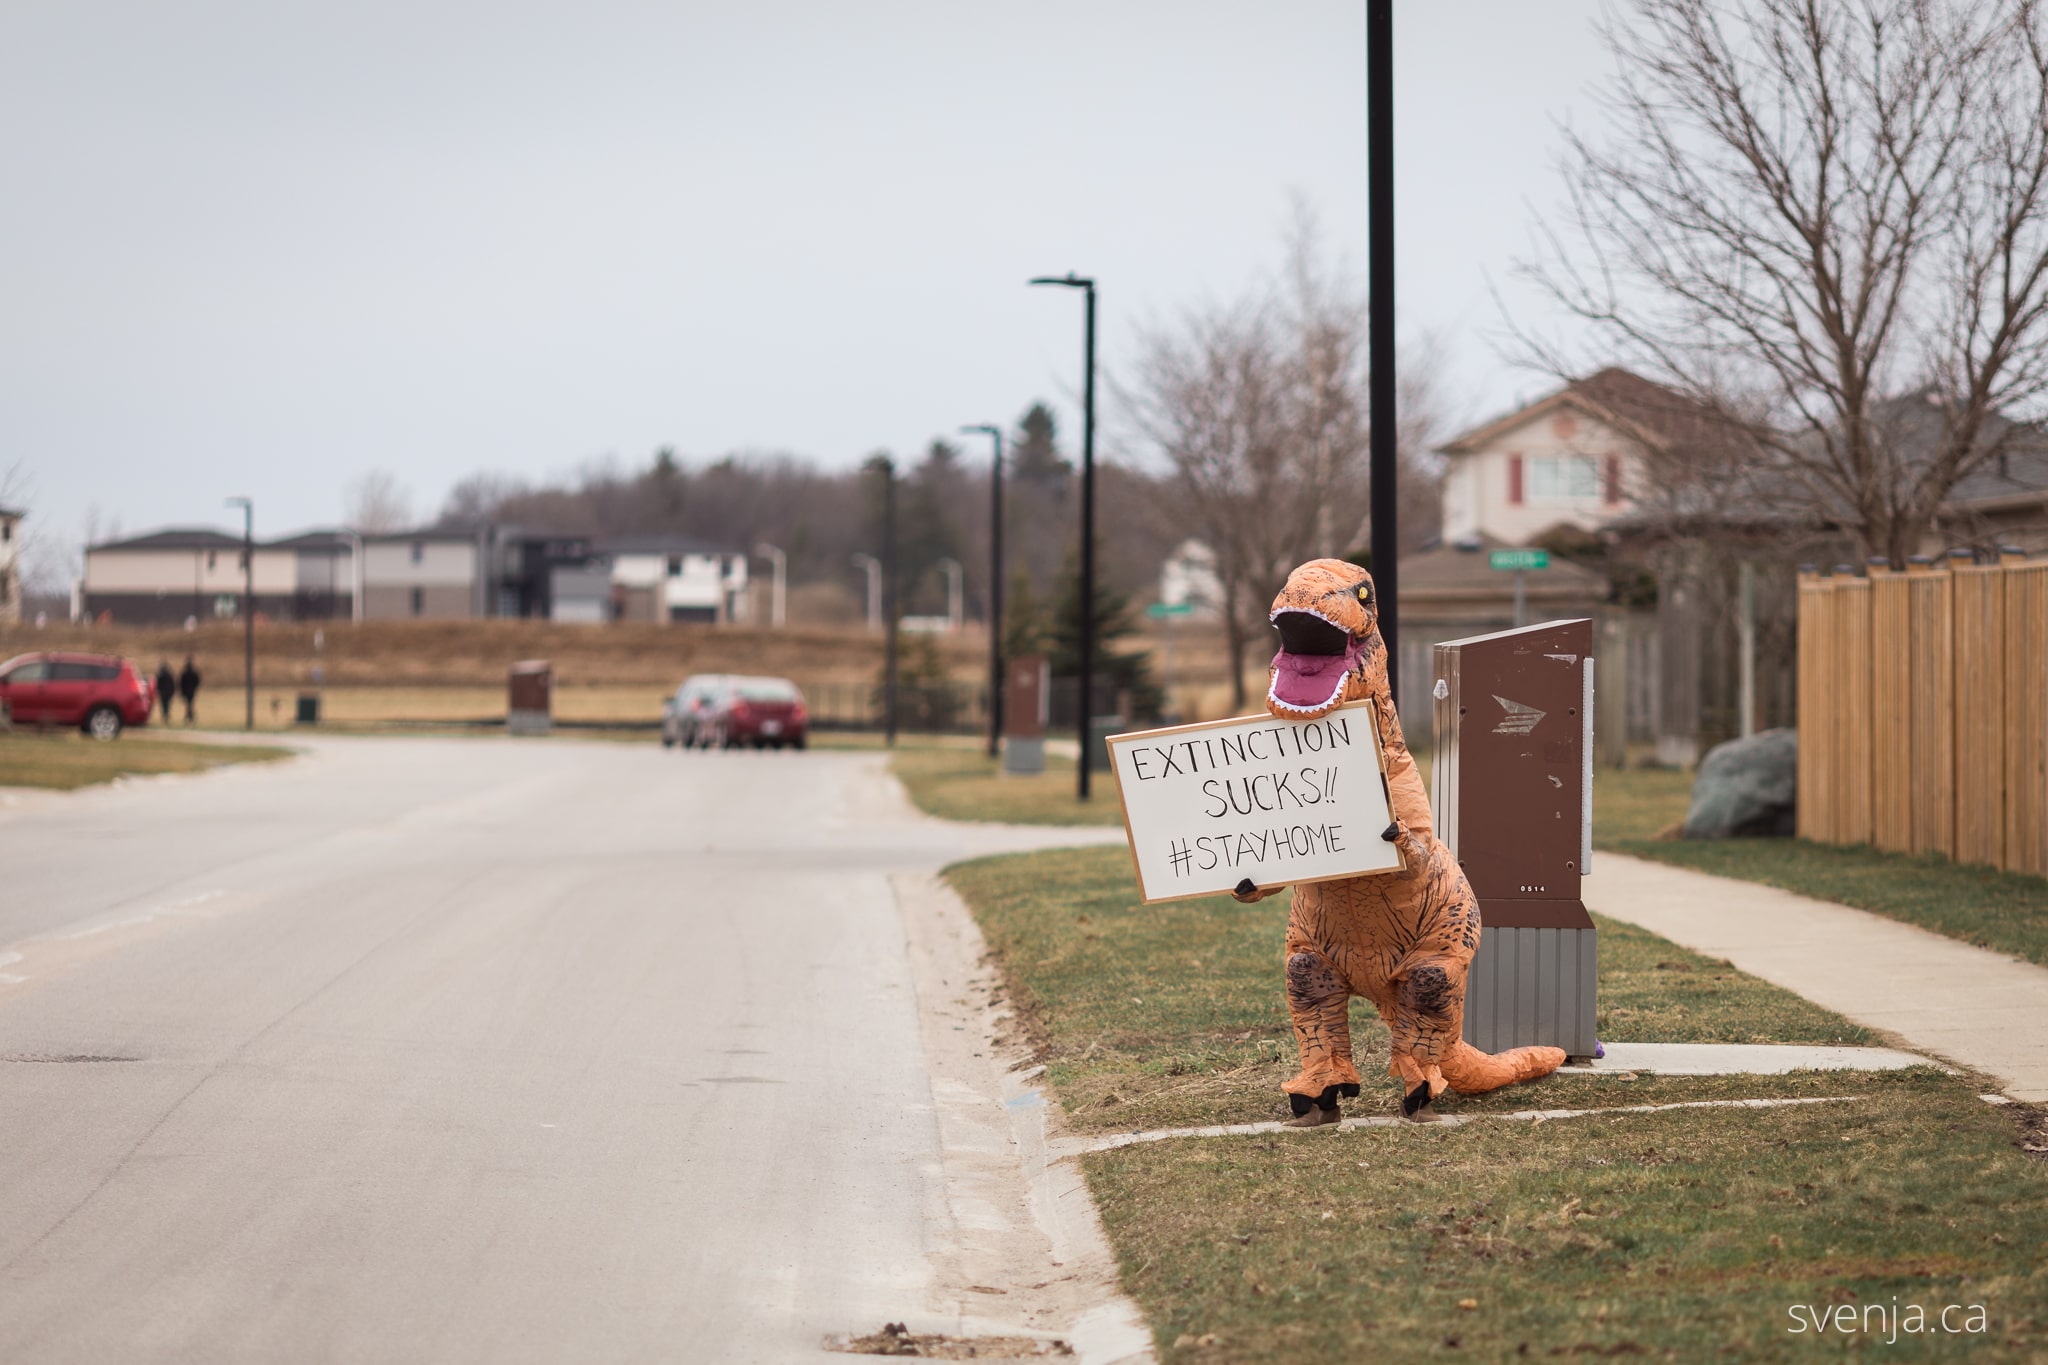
[0,652,155,739]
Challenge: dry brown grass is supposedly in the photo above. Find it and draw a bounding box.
[129,684,681,731]
[0,618,982,690]
[0,731,293,789]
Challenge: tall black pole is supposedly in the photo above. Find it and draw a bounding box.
[1367,0,1399,708]
[881,457,899,747]
[963,425,1005,758]
[1028,273,1099,800]
[1079,283,1097,800]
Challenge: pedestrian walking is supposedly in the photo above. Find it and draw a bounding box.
[178,656,201,724]
[154,660,175,724]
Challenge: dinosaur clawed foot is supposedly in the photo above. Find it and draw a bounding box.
[1400,1080,1442,1123]
[1284,1083,1359,1128]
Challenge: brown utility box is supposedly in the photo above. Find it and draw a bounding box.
[1431,619,1598,1059]
[1002,654,1049,774]
[508,659,553,737]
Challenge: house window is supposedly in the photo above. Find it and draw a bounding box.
[1603,455,1622,505]
[1507,454,1524,506]
[410,587,424,616]
[1,521,10,542]
[410,542,425,564]
[206,551,218,570]
[1529,455,1600,501]
[667,555,682,577]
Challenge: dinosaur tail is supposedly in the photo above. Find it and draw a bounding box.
[1439,1039,1566,1095]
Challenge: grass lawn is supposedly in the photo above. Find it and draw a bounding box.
[948,847,1874,1135]
[0,731,294,790]
[945,844,2048,1361]
[895,732,2048,966]
[892,744,1123,827]
[1595,767,2048,969]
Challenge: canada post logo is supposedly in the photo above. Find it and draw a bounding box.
[1491,695,1546,735]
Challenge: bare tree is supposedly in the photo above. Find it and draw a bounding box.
[343,470,414,534]
[1519,0,2048,564]
[438,471,531,529]
[1126,220,1442,706]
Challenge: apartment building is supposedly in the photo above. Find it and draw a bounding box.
[0,504,21,625]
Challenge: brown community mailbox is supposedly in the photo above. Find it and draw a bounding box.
[1431,619,1598,1060]
[507,659,553,737]
[1002,654,1049,775]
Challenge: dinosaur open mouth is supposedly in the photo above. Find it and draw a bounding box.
[1267,609,1363,717]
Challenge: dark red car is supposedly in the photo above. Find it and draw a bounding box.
[664,674,808,749]
[0,652,155,739]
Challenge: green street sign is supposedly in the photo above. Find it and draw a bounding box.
[1489,549,1550,572]
[1146,601,1196,618]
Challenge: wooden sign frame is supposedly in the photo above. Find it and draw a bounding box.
[1105,699,1402,904]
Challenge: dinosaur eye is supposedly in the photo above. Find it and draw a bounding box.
[1356,586,1371,603]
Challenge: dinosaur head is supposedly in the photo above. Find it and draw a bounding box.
[1265,557,1386,720]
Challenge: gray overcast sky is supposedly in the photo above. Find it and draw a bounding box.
[1,0,1616,560]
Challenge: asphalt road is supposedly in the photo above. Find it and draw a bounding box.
[0,737,1118,1363]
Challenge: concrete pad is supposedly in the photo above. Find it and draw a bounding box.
[1576,1042,1938,1076]
[1586,854,2048,1102]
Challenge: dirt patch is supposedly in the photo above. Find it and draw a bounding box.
[2008,1100,2048,1161]
[832,1323,1071,1358]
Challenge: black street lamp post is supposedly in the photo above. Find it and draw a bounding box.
[1028,273,1096,800]
[1367,0,1399,704]
[224,496,254,731]
[960,424,1005,758]
[867,455,899,747]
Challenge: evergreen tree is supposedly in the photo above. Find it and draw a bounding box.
[898,440,965,615]
[648,447,684,519]
[1011,403,1069,482]
[1003,569,1048,661]
[1047,554,1163,721]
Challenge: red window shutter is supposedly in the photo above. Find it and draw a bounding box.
[1507,454,1524,505]
[1603,455,1621,504]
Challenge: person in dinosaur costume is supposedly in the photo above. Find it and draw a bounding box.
[1232,558,1566,1125]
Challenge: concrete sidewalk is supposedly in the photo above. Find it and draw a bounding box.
[1585,854,2048,1103]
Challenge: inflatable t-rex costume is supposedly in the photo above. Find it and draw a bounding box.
[1235,558,1566,1125]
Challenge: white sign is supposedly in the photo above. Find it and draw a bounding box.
[1106,700,1402,903]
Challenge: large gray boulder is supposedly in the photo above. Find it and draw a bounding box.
[1682,728,1797,839]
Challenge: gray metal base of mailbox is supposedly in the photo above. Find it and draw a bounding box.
[1463,925,1599,1061]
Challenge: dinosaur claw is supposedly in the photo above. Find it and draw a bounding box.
[1235,877,1257,897]
[1381,821,1401,842]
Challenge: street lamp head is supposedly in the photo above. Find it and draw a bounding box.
[1029,273,1093,289]
[959,424,1000,438]
[224,496,251,509]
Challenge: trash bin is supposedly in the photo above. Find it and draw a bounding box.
[1432,619,1599,1060]
[507,660,553,737]
[1002,655,1048,775]
[295,692,320,725]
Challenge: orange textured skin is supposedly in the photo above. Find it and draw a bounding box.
[1254,559,1565,1105]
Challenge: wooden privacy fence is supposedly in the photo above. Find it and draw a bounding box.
[1798,553,2048,874]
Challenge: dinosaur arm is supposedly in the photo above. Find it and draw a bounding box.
[1372,694,1435,841]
